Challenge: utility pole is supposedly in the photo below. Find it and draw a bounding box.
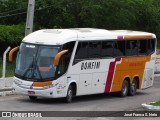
[25,0,35,36]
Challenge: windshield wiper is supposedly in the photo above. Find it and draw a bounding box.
[33,58,43,81]
[22,57,35,78]
[22,56,43,81]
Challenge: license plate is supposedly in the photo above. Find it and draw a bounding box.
[28,91,35,95]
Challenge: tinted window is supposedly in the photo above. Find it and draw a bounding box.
[126,40,138,56]
[62,41,75,54]
[147,39,155,54]
[57,41,75,76]
[88,41,101,59]
[74,42,88,64]
[114,41,125,57]
[101,41,114,58]
[138,40,147,55]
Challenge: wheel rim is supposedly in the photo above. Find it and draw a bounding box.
[132,81,137,92]
[133,83,135,90]
[122,84,127,95]
[129,79,137,96]
[67,89,73,102]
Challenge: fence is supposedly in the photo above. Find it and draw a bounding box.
[0,47,16,78]
[0,47,15,96]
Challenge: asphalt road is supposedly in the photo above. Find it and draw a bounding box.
[0,77,160,120]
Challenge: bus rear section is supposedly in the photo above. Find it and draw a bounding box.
[70,35,156,97]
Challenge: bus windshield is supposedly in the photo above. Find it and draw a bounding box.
[15,43,61,81]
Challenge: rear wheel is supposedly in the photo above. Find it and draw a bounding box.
[119,80,129,97]
[64,85,73,103]
[29,96,37,100]
[128,78,137,96]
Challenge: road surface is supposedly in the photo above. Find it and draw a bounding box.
[0,77,160,120]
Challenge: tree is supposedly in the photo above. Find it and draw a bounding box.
[0,0,28,24]
[0,0,160,47]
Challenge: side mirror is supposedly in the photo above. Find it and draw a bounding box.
[9,46,19,62]
[54,50,68,66]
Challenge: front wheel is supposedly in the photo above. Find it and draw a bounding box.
[29,96,37,100]
[64,85,73,103]
[119,80,129,97]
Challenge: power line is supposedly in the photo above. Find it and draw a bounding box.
[0,0,43,15]
[0,8,27,15]
[36,4,55,11]
[0,11,27,18]
[0,4,56,19]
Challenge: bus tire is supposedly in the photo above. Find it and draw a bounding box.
[128,78,137,96]
[29,96,37,100]
[119,80,129,97]
[65,85,73,103]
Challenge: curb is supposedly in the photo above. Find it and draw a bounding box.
[0,90,14,96]
[0,88,14,92]
[141,103,160,110]
[0,77,14,96]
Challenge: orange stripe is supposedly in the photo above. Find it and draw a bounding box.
[124,35,153,39]
[32,81,52,87]
[111,56,151,92]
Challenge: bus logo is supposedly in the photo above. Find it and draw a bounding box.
[81,61,100,70]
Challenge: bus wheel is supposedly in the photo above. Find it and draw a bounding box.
[120,80,129,97]
[65,85,73,103]
[29,96,37,100]
[128,78,137,96]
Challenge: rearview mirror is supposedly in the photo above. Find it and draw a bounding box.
[9,46,19,62]
[54,50,68,66]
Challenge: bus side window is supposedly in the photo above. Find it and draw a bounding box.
[57,54,68,75]
[126,40,138,56]
[88,41,101,59]
[62,41,75,54]
[138,40,147,56]
[147,39,155,55]
[114,41,125,57]
[101,41,114,58]
[57,41,75,75]
[73,42,88,64]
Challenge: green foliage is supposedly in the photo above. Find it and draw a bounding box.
[0,0,28,24]
[150,101,160,106]
[0,0,159,76]
[33,0,160,35]
[0,0,160,46]
[33,0,160,46]
[0,58,15,77]
[0,24,25,44]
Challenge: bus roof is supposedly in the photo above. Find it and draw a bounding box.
[22,28,156,45]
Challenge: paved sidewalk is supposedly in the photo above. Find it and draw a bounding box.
[0,77,14,96]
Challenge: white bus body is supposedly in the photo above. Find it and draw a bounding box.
[10,28,156,102]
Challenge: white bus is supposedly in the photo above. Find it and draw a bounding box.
[9,28,156,102]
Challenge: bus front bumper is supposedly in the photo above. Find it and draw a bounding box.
[13,82,59,98]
